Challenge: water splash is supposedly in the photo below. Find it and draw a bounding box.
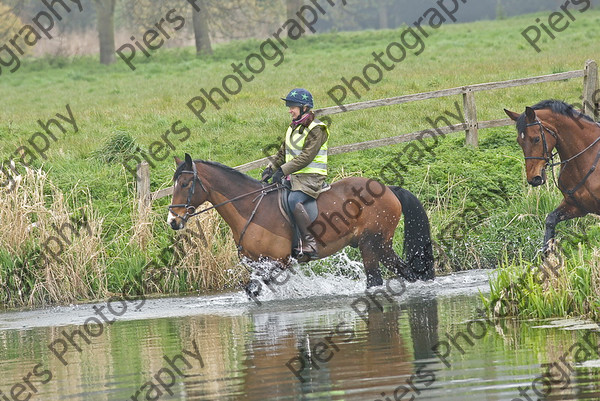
[245,251,493,304]
[248,250,368,303]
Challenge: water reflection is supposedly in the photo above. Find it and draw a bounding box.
[234,300,413,400]
[0,285,599,400]
[406,297,439,361]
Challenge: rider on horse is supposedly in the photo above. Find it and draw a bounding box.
[262,88,330,261]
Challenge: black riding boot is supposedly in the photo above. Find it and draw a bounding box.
[292,203,318,261]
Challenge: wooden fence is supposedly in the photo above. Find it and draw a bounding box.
[138,59,599,207]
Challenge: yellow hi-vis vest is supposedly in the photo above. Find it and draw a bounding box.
[285,120,329,175]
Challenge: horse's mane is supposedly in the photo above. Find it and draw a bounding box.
[516,99,595,133]
[174,159,261,185]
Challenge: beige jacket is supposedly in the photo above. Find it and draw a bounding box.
[270,122,328,199]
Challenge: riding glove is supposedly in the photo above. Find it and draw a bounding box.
[261,166,273,182]
[271,168,285,184]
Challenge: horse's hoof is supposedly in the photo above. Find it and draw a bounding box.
[293,249,318,263]
[396,266,417,283]
[541,239,557,256]
[366,276,384,288]
[244,279,262,298]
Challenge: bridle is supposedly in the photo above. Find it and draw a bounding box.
[523,119,559,167]
[524,118,600,199]
[167,162,280,251]
[168,161,208,223]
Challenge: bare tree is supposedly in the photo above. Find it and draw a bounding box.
[92,0,117,65]
[123,0,213,56]
[285,0,303,35]
[187,0,282,55]
[119,0,282,59]
[286,0,302,19]
[378,3,388,29]
[0,2,23,40]
[190,0,212,55]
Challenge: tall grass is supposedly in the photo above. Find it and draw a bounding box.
[0,167,107,306]
[130,209,245,295]
[483,243,600,320]
[169,212,246,291]
[0,166,246,308]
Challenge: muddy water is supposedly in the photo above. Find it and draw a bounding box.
[0,268,599,401]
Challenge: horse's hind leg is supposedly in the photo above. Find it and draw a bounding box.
[358,235,384,288]
[380,241,417,283]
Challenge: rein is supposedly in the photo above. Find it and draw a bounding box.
[527,119,600,197]
[186,184,278,218]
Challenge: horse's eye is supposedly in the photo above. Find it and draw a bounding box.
[181,181,188,188]
[533,137,541,144]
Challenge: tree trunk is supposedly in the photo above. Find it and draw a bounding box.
[93,0,116,65]
[191,0,212,56]
[286,0,301,20]
[286,0,309,35]
[378,4,388,29]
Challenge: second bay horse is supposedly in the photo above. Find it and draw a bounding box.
[505,100,600,249]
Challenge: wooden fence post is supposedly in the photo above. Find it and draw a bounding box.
[583,59,599,119]
[136,162,150,210]
[462,88,479,147]
[134,162,152,250]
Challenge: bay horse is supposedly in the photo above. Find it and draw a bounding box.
[504,100,600,249]
[167,154,434,293]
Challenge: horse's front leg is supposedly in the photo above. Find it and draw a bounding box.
[244,258,292,300]
[543,200,586,252]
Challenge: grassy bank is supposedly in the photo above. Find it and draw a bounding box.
[482,240,600,321]
[1,10,600,307]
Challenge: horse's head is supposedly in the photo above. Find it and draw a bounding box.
[505,107,558,187]
[167,154,209,230]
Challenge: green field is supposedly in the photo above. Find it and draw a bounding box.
[1,9,600,311]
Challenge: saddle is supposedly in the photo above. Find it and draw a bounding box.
[277,181,328,259]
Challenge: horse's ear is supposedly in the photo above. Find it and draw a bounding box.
[184,153,193,167]
[525,106,536,122]
[504,109,520,122]
[174,156,182,165]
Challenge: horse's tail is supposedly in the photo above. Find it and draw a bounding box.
[388,186,435,280]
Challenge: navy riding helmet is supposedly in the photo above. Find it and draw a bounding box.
[281,88,314,109]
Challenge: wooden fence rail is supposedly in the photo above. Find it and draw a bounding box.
[138,60,599,206]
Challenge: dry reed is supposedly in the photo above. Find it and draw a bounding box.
[171,210,247,291]
[0,167,107,307]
